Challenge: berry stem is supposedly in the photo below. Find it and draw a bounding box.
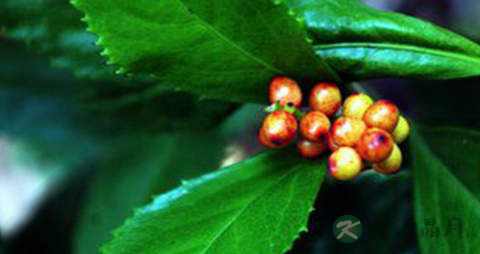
[264,101,306,120]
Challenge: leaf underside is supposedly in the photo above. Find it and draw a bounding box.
[411,126,480,254]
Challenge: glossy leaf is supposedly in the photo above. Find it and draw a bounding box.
[411,126,480,253]
[287,0,480,80]
[72,0,339,104]
[101,149,326,254]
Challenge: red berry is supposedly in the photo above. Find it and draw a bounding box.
[329,147,363,181]
[269,76,302,108]
[259,110,297,148]
[300,111,331,143]
[309,82,341,117]
[363,100,399,132]
[331,117,367,147]
[327,133,340,152]
[356,128,394,163]
[297,139,327,158]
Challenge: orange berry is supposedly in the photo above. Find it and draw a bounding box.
[300,111,331,143]
[269,76,302,108]
[342,93,374,119]
[373,144,402,174]
[328,147,363,181]
[297,139,327,158]
[258,129,278,149]
[363,100,399,132]
[327,133,340,152]
[331,117,367,147]
[309,82,341,117]
[356,128,394,163]
[259,110,297,148]
[392,116,410,144]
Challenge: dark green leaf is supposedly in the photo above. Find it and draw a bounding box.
[411,126,480,253]
[101,149,326,254]
[73,131,227,254]
[72,0,339,104]
[288,0,480,80]
[0,0,118,80]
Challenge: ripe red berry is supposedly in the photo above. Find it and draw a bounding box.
[297,139,327,158]
[309,82,341,117]
[356,128,394,163]
[300,111,331,143]
[363,100,399,132]
[331,117,367,147]
[342,93,374,119]
[259,110,297,148]
[373,144,402,174]
[329,147,363,181]
[269,76,302,108]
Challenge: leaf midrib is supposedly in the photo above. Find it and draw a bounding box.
[177,0,283,74]
[314,42,480,65]
[199,166,302,254]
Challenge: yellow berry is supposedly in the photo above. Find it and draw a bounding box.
[309,82,341,117]
[328,147,362,181]
[342,93,374,119]
[373,144,402,174]
[392,116,410,144]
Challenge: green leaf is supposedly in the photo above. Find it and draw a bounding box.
[411,126,480,253]
[72,0,339,103]
[0,0,118,80]
[101,149,326,254]
[287,0,480,80]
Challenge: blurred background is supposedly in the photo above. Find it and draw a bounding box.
[1,0,480,253]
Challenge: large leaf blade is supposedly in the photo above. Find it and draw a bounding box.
[101,150,326,254]
[72,0,338,104]
[411,126,480,253]
[288,0,480,80]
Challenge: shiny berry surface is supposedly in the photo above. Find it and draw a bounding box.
[356,128,394,163]
[260,110,297,148]
[392,116,410,144]
[342,93,374,119]
[373,144,402,174]
[300,111,331,143]
[297,139,327,158]
[309,82,341,117]
[269,76,302,108]
[331,117,367,147]
[329,147,362,181]
[258,128,279,149]
[363,100,399,132]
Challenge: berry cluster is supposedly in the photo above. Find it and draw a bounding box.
[258,77,410,181]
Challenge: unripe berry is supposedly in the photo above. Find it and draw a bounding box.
[392,116,410,144]
[300,111,331,143]
[269,76,302,108]
[363,100,399,132]
[356,128,394,163]
[328,147,362,181]
[342,93,374,119]
[259,110,297,148]
[331,117,367,147]
[309,82,341,117]
[373,144,402,174]
[297,139,327,158]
